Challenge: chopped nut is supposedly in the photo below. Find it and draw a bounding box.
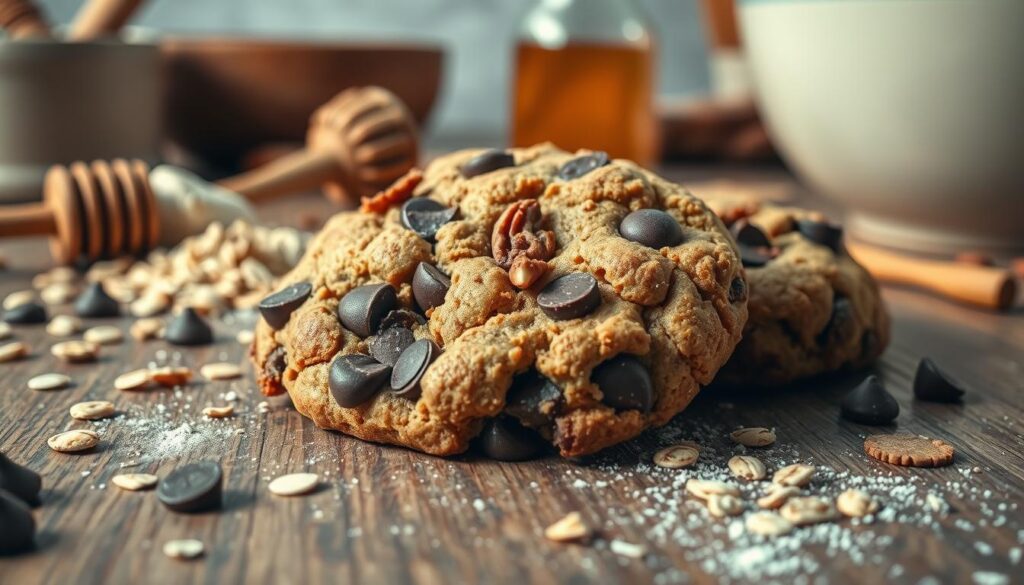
[151,366,193,387]
[836,489,879,518]
[3,290,35,310]
[685,479,740,500]
[730,427,776,447]
[51,340,100,363]
[757,485,801,510]
[746,512,794,537]
[130,289,171,317]
[728,455,767,480]
[28,373,71,391]
[129,317,163,341]
[111,473,158,491]
[46,314,82,337]
[115,369,152,391]
[202,404,234,418]
[83,325,123,345]
[0,341,29,362]
[70,400,116,420]
[772,463,815,488]
[200,362,243,381]
[653,444,700,469]
[360,167,423,213]
[779,496,838,526]
[491,199,556,289]
[267,473,320,496]
[707,494,745,518]
[544,512,591,543]
[163,539,204,560]
[47,429,100,453]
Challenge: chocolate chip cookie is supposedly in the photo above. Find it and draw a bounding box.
[702,194,890,387]
[252,144,747,458]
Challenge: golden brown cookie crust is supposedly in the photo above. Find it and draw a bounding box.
[253,144,747,457]
[864,434,955,467]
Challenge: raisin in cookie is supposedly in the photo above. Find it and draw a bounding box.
[251,144,747,458]
[702,193,890,386]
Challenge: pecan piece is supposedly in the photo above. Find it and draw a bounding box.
[360,168,423,213]
[492,199,556,288]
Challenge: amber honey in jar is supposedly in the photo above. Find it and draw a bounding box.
[512,0,658,166]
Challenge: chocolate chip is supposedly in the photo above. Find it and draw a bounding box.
[400,198,456,242]
[264,346,287,380]
[730,219,772,248]
[478,416,545,461]
[913,358,965,403]
[840,375,899,425]
[390,338,440,401]
[592,354,654,413]
[0,453,41,507]
[619,209,685,249]
[164,307,214,346]
[0,489,35,554]
[258,281,312,330]
[338,283,397,337]
[412,263,450,313]
[73,282,120,317]
[538,273,601,320]
[459,149,516,178]
[329,353,391,408]
[739,245,778,268]
[379,309,426,331]
[558,151,610,180]
[369,326,416,367]
[505,370,562,428]
[2,301,47,324]
[157,460,223,513]
[796,219,843,251]
[728,277,747,303]
[818,297,857,348]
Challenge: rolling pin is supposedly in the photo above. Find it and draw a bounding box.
[219,86,418,204]
[0,0,50,39]
[68,0,142,40]
[846,240,1017,311]
[0,160,254,265]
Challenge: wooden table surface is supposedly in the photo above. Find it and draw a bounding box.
[1,166,1022,585]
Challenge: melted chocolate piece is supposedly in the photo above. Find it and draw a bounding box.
[840,375,899,425]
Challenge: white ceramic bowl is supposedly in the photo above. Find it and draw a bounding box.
[739,0,1024,254]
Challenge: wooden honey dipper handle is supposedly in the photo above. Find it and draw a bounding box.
[68,0,143,41]
[846,240,1017,311]
[219,86,419,205]
[0,202,56,237]
[0,0,50,38]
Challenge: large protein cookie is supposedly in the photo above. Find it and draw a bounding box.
[700,193,890,386]
[251,144,747,458]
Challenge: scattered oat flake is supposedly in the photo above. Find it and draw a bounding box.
[111,473,158,491]
[51,340,100,363]
[200,362,242,380]
[730,427,776,447]
[202,405,234,419]
[70,400,116,421]
[268,473,320,496]
[653,444,699,469]
[0,321,11,340]
[83,325,123,345]
[163,539,204,560]
[545,512,591,543]
[28,372,71,391]
[0,341,28,362]
[150,366,192,387]
[115,369,152,391]
[236,329,255,345]
[609,539,647,558]
[47,429,100,453]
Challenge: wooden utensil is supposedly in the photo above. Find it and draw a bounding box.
[0,0,49,39]
[846,240,1017,311]
[218,86,419,204]
[68,0,142,40]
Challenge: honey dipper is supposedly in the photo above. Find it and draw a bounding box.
[219,86,419,204]
[0,0,50,39]
[0,160,254,265]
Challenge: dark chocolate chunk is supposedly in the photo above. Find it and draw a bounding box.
[558,151,609,181]
[157,460,223,513]
[592,354,654,413]
[369,326,416,367]
[459,149,516,178]
[619,209,685,249]
[538,273,601,321]
[338,283,397,337]
[412,263,450,313]
[728,276,747,303]
[0,453,41,507]
[264,346,287,380]
[2,301,47,324]
[739,245,778,268]
[840,375,899,425]
[818,297,857,348]
[73,282,120,317]
[390,338,440,401]
[730,219,772,248]
[164,307,214,346]
[379,309,426,331]
[796,219,843,251]
[258,281,312,330]
[479,416,545,461]
[400,198,456,242]
[505,371,562,428]
[913,358,966,403]
[329,354,391,408]
[0,489,35,555]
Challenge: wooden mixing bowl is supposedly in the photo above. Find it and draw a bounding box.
[161,38,444,166]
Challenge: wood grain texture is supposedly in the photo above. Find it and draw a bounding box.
[1,168,1022,585]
